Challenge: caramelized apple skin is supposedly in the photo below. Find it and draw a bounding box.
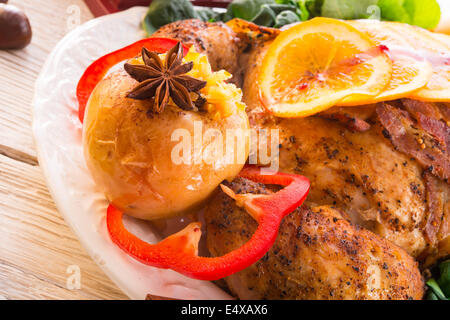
[83,69,249,220]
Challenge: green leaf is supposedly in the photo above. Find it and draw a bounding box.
[251,3,298,27]
[403,0,441,29]
[142,0,197,36]
[305,0,323,17]
[321,0,379,19]
[274,10,301,27]
[426,278,448,300]
[296,0,312,20]
[268,3,299,13]
[251,4,278,26]
[217,9,235,22]
[228,0,276,21]
[276,0,311,20]
[377,0,410,23]
[426,290,439,300]
[437,260,450,297]
[195,7,220,22]
[378,0,441,29]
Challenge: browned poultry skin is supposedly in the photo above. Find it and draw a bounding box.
[242,39,449,262]
[206,178,425,300]
[153,19,241,80]
[250,115,430,257]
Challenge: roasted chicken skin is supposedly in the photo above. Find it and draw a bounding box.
[206,178,425,300]
[153,19,240,79]
[242,39,449,263]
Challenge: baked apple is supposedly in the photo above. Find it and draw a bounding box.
[83,44,249,220]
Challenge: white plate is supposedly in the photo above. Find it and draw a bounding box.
[32,6,231,300]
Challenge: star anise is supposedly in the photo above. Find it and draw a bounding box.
[124,42,207,113]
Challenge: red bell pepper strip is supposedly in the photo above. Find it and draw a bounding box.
[106,165,310,281]
[76,37,189,123]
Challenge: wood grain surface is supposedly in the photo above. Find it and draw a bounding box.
[0,0,128,300]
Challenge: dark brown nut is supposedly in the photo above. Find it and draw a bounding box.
[0,4,32,49]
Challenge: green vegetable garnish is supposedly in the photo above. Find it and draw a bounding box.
[378,0,441,29]
[296,0,314,20]
[426,259,450,300]
[251,3,299,27]
[195,7,220,22]
[321,0,379,20]
[276,0,312,21]
[143,0,196,35]
[274,10,301,28]
[437,260,450,297]
[142,0,442,36]
[142,0,220,35]
[427,278,448,300]
[227,0,276,21]
[250,4,278,26]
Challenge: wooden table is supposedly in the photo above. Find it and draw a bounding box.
[0,0,128,300]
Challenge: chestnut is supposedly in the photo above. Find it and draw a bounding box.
[0,4,32,49]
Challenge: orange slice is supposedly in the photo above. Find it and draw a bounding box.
[384,22,450,101]
[338,20,433,105]
[258,17,392,118]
